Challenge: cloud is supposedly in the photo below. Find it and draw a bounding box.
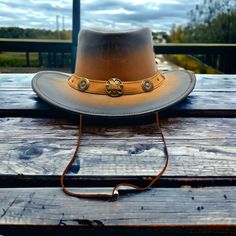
[0,0,202,32]
[81,0,200,32]
[0,0,72,30]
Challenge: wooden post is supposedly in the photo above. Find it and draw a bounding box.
[72,0,80,73]
[53,53,57,67]
[48,52,52,67]
[38,52,43,67]
[26,52,30,67]
[61,52,64,67]
[206,54,212,67]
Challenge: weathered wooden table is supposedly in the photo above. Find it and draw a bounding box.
[0,73,236,235]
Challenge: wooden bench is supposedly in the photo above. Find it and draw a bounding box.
[0,73,236,235]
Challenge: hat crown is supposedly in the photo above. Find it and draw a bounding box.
[75,28,157,82]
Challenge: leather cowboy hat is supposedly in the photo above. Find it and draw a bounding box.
[32,28,196,117]
[31,28,196,200]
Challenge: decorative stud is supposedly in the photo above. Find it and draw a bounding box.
[106,78,124,97]
[78,77,89,92]
[141,79,154,92]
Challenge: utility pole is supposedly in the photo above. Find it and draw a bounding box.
[62,16,65,31]
[62,16,65,39]
[56,15,60,39]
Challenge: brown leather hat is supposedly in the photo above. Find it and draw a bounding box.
[32,28,196,117]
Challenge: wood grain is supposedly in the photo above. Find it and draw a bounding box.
[1,73,236,234]
[1,74,236,90]
[0,117,235,178]
[0,74,236,117]
[0,90,236,111]
[0,186,236,227]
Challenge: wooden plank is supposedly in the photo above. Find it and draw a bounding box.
[0,186,236,230]
[0,117,235,180]
[0,39,71,53]
[1,74,236,90]
[0,75,236,116]
[195,74,236,91]
[0,90,236,116]
[0,39,235,55]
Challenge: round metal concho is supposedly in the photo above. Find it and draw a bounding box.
[106,78,124,97]
[141,79,154,92]
[78,77,89,92]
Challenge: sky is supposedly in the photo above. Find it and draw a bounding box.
[0,0,202,32]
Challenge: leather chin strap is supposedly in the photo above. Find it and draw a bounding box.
[60,112,169,200]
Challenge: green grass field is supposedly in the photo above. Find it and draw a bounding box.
[163,54,221,74]
[0,52,39,67]
[0,51,72,68]
[0,52,221,74]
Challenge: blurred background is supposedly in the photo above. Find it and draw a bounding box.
[0,0,235,74]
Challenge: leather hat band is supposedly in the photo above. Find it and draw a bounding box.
[68,71,165,97]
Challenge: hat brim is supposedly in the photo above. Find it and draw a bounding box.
[32,70,196,117]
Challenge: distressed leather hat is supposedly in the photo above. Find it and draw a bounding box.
[32,28,196,117]
[32,28,196,200]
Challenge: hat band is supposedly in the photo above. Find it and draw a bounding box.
[68,71,165,97]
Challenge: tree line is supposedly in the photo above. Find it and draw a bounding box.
[0,27,72,40]
[170,0,236,43]
[0,0,235,44]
